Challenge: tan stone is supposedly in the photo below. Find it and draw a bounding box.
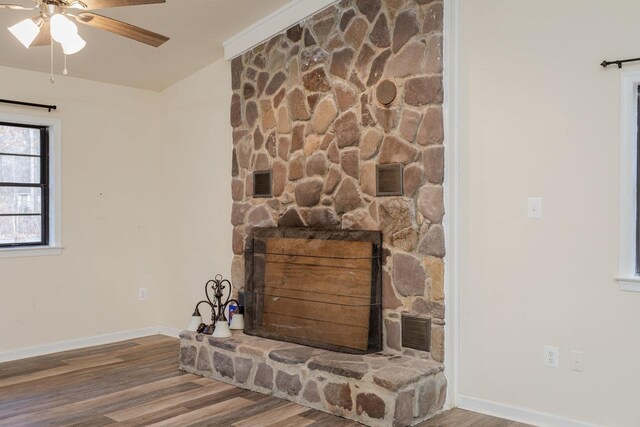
[424,256,445,301]
[359,162,377,196]
[355,43,376,78]
[254,152,270,170]
[334,82,357,112]
[304,134,323,156]
[342,209,378,230]
[418,223,446,258]
[291,123,305,152]
[341,148,360,179]
[287,88,310,121]
[327,142,340,164]
[231,179,244,201]
[230,93,242,128]
[386,40,427,79]
[334,111,361,147]
[404,76,443,106]
[288,152,305,181]
[398,109,422,143]
[423,145,444,184]
[277,136,291,161]
[329,47,355,80]
[306,152,328,176]
[231,256,244,290]
[417,184,445,223]
[423,1,443,34]
[272,160,287,197]
[392,9,418,53]
[425,33,443,74]
[324,166,342,194]
[416,107,443,145]
[360,129,383,160]
[378,135,418,164]
[369,14,390,48]
[295,177,324,207]
[392,252,426,296]
[276,105,291,133]
[261,100,276,130]
[311,98,338,134]
[345,17,368,49]
[403,163,425,196]
[431,324,444,362]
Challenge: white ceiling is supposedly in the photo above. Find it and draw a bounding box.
[0,0,292,91]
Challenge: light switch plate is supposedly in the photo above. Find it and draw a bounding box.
[527,197,543,219]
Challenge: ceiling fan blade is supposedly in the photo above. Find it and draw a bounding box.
[0,4,35,10]
[72,12,169,47]
[30,20,51,47]
[69,0,165,10]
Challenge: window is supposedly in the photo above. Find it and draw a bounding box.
[0,113,61,257]
[617,71,640,291]
[0,122,49,247]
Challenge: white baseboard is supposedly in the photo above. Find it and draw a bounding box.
[0,325,181,363]
[457,395,601,427]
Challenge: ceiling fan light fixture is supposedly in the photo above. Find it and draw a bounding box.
[50,14,78,44]
[61,33,86,55]
[8,18,41,48]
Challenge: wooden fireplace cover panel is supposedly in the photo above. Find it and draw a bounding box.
[245,227,383,354]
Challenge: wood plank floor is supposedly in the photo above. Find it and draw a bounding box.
[0,335,529,426]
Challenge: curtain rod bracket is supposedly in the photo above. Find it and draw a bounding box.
[601,58,640,69]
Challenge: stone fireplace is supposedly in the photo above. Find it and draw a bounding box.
[180,0,448,425]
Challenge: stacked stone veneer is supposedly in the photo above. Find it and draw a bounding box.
[230,0,445,361]
[180,331,446,426]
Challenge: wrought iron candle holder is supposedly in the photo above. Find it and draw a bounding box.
[186,274,241,337]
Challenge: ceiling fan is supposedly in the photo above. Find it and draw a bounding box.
[2,0,169,56]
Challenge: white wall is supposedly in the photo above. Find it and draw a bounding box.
[460,1,640,425]
[0,66,164,351]
[156,58,233,330]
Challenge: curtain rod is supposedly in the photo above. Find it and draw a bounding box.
[0,99,57,112]
[601,58,640,69]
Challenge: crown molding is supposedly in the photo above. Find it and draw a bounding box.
[223,0,338,60]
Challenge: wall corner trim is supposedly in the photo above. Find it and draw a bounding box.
[223,0,338,60]
[457,395,601,427]
[0,326,181,363]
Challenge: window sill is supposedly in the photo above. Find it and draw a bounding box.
[0,246,64,259]
[615,276,640,292]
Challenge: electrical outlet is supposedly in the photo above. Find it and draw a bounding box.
[571,351,584,372]
[543,345,559,368]
[528,197,543,219]
[138,287,148,301]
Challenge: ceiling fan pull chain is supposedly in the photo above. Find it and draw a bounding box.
[63,54,68,76]
[49,37,55,84]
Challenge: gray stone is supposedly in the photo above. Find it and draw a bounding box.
[355,43,376,78]
[208,337,240,352]
[392,9,418,53]
[287,24,303,42]
[257,71,269,97]
[231,256,244,291]
[327,142,340,164]
[382,269,402,310]
[356,393,386,419]
[272,161,287,197]
[233,227,244,255]
[275,371,303,397]
[417,184,445,223]
[431,325,444,362]
[303,380,321,403]
[254,362,274,389]
[265,71,286,96]
[334,178,364,214]
[393,389,415,427]
[426,33,443,74]
[330,47,355,80]
[269,346,316,365]
[303,67,332,92]
[361,95,377,127]
[403,163,425,197]
[360,129,383,159]
[385,318,401,351]
[277,136,290,161]
[180,345,197,368]
[378,135,418,164]
[340,8,356,31]
[374,367,422,391]
[291,123,305,152]
[231,180,244,202]
[412,298,445,319]
[232,149,239,177]
[374,106,400,132]
[236,139,252,169]
[235,357,253,383]
[313,17,335,41]
[230,93,242,128]
[304,28,316,47]
[323,166,342,194]
[390,226,418,252]
[213,351,235,379]
[392,252,426,296]
[295,178,324,207]
[265,132,277,157]
[246,205,275,230]
[276,106,291,134]
[416,107,444,145]
[243,82,255,100]
[341,148,360,179]
[369,14,390,48]
[367,49,391,87]
[323,383,353,411]
[308,207,341,229]
[253,128,264,150]
[288,152,305,181]
[334,111,361,148]
[278,207,306,227]
[254,153,270,171]
[301,47,329,72]
[356,0,381,22]
[405,76,443,106]
[423,1,443,34]
[288,88,310,121]
[246,101,259,128]
[418,224,446,258]
[345,17,368,49]
[231,202,250,226]
[359,161,376,196]
[398,109,422,143]
[231,56,242,90]
[423,145,444,184]
[306,152,328,176]
[311,98,338,134]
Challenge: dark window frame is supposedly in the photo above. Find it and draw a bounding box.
[0,122,49,248]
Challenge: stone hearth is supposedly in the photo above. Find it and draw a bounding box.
[180,331,446,426]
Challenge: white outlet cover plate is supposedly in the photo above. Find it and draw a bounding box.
[543,345,559,368]
[571,350,584,372]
